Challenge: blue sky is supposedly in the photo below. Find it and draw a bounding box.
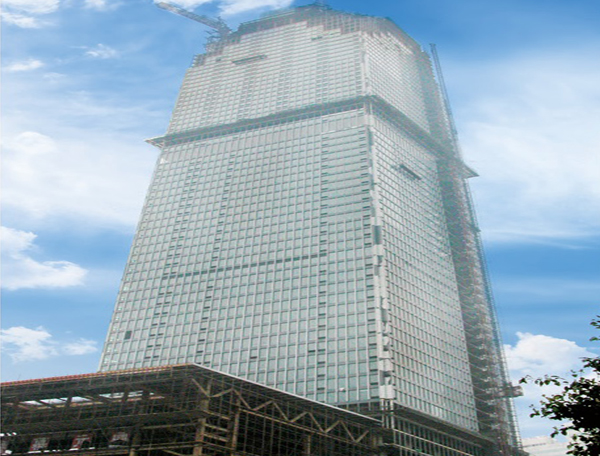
[2,0,599,441]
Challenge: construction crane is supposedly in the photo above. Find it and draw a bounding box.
[156,2,231,40]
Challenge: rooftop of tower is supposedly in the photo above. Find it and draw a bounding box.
[206,4,422,55]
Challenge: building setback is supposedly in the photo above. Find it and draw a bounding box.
[99,5,522,455]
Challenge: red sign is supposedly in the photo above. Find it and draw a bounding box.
[70,434,93,450]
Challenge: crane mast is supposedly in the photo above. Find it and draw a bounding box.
[156,2,231,39]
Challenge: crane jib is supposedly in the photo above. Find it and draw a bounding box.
[156,1,231,38]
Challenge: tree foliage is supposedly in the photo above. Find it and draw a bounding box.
[520,317,600,456]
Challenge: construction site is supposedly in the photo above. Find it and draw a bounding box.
[1,364,381,456]
[2,4,525,456]
[2,364,513,456]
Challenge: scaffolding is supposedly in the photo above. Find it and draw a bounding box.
[428,45,523,456]
[1,364,382,456]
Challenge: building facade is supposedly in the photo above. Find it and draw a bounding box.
[100,5,521,455]
[522,437,568,456]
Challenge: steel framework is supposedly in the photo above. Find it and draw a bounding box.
[1,364,381,456]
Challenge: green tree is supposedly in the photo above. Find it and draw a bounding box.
[520,317,600,456]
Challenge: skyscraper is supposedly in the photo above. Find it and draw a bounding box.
[100,5,521,455]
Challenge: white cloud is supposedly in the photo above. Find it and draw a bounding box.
[2,226,38,255]
[63,339,98,355]
[1,11,44,27]
[504,332,595,438]
[7,130,57,155]
[2,0,117,26]
[220,0,293,16]
[155,0,213,9]
[2,0,59,27]
[3,0,59,14]
[4,59,45,72]
[454,48,600,244]
[505,332,593,378]
[1,226,88,291]
[84,0,108,9]
[2,124,154,228]
[85,43,119,59]
[153,0,293,16]
[0,326,58,362]
[42,72,66,82]
[1,327,99,362]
